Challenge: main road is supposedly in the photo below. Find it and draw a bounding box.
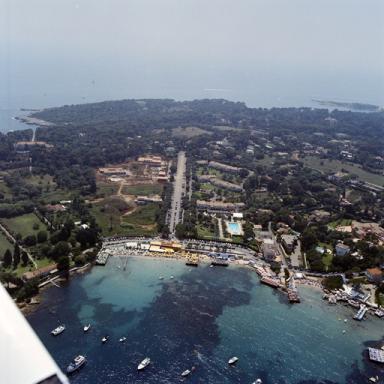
[169,151,186,236]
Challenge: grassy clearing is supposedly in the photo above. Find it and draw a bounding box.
[197,224,215,239]
[255,155,275,167]
[4,257,54,278]
[122,184,163,196]
[25,174,56,188]
[0,182,13,199]
[0,232,13,258]
[2,213,46,238]
[200,183,215,191]
[212,125,243,132]
[328,219,352,229]
[92,201,159,237]
[96,182,119,197]
[303,156,384,186]
[171,126,211,138]
[39,188,73,203]
[322,252,333,271]
[123,203,159,226]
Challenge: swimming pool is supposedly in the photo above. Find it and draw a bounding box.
[227,222,243,236]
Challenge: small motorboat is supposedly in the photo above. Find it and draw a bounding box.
[159,276,164,280]
[252,380,262,384]
[119,337,127,342]
[170,276,174,279]
[51,324,65,336]
[181,366,195,377]
[101,335,109,343]
[228,356,238,365]
[369,376,379,383]
[66,355,87,374]
[181,369,191,377]
[83,324,91,332]
[137,357,151,370]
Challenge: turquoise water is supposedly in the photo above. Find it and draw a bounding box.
[228,222,242,235]
[28,257,384,383]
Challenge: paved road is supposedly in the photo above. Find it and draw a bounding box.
[169,151,186,236]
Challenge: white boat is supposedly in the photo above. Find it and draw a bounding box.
[252,380,262,384]
[138,357,151,370]
[181,366,196,377]
[119,337,127,342]
[170,276,174,279]
[83,324,91,332]
[228,356,238,365]
[51,324,65,336]
[181,369,191,377]
[159,276,164,280]
[66,355,87,374]
[369,376,379,383]
[101,336,109,343]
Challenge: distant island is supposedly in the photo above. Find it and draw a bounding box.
[313,99,382,112]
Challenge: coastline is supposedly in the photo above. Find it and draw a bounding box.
[15,114,54,127]
[21,263,93,316]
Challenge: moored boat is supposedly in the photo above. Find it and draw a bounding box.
[51,324,65,336]
[228,356,238,365]
[66,355,86,374]
[181,369,191,377]
[101,335,109,343]
[138,357,151,370]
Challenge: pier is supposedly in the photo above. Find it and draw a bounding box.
[185,253,199,266]
[368,348,384,363]
[287,289,300,303]
[353,305,368,321]
[96,249,110,265]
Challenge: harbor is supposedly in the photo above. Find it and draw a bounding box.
[27,256,384,384]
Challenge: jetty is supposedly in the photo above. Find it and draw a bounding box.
[287,289,300,303]
[96,249,110,265]
[368,348,384,363]
[211,259,229,267]
[185,253,199,266]
[353,305,368,321]
[260,276,281,288]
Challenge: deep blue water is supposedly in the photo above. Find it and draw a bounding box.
[27,257,384,384]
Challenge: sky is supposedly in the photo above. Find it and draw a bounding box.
[1,0,384,108]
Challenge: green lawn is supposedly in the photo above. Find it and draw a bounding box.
[25,174,56,188]
[0,182,13,199]
[317,242,333,271]
[4,257,54,278]
[123,203,159,226]
[200,183,215,191]
[122,184,163,196]
[197,224,215,239]
[2,213,46,238]
[328,219,352,229]
[0,232,13,258]
[303,156,384,186]
[92,202,159,237]
[255,155,275,167]
[39,188,73,203]
[96,182,119,197]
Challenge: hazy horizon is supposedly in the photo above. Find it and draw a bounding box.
[1,0,384,111]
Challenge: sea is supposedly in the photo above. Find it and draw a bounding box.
[27,257,384,384]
